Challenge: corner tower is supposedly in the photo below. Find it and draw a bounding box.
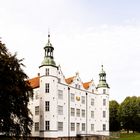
[39,33,58,138]
[96,65,109,135]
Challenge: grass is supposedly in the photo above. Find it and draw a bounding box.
[1,133,140,140]
[111,133,140,140]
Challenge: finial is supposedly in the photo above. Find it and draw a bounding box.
[101,65,103,70]
[46,29,52,47]
[76,72,79,76]
[48,29,50,44]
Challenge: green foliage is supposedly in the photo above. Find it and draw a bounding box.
[0,41,33,136]
[118,96,140,133]
[111,133,140,140]
[109,100,120,131]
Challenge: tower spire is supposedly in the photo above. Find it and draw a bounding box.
[46,30,52,47]
[40,31,56,67]
[97,65,109,88]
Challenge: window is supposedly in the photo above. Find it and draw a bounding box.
[103,89,106,94]
[35,91,39,99]
[92,89,94,93]
[58,105,63,115]
[46,68,49,76]
[58,90,63,99]
[82,109,85,117]
[81,96,85,104]
[78,85,81,89]
[103,99,106,106]
[35,94,39,99]
[58,78,61,83]
[91,98,94,106]
[58,122,63,131]
[76,123,80,133]
[35,122,39,131]
[82,123,85,131]
[71,123,75,131]
[45,101,49,111]
[75,84,80,89]
[103,111,106,118]
[45,121,50,131]
[103,124,106,131]
[71,108,75,116]
[76,109,80,117]
[91,124,94,131]
[45,83,49,93]
[35,106,39,115]
[71,93,75,102]
[91,111,94,118]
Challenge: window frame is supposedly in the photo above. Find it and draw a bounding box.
[45,121,50,131]
[103,124,106,131]
[91,98,94,106]
[45,101,50,111]
[91,124,94,131]
[76,109,80,117]
[71,123,75,131]
[91,111,94,118]
[45,83,49,93]
[58,122,63,131]
[46,68,49,76]
[71,93,75,102]
[35,106,39,115]
[103,111,106,118]
[82,109,85,118]
[103,99,106,106]
[58,105,63,115]
[35,122,39,132]
[103,89,106,94]
[58,90,63,100]
[82,123,85,131]
[81,96,85,104]
[71,108,75,116]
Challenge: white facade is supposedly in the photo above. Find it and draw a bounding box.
[28,34,109,138]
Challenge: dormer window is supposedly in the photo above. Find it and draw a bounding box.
[75,84,80,89]
[46,68,49,76]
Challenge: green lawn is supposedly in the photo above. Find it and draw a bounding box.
[111,133,140,140]
[1,133,140,140]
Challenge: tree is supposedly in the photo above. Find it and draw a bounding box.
[109,100,120,131]
[0,41,33,136]
[118,96,140,133]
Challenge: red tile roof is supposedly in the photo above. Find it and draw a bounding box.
[65,76,75,84]
[28,76,39,89]
[28,75,92,90]
[83,81,92,89]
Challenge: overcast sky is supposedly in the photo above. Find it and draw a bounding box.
[0,0,140,103]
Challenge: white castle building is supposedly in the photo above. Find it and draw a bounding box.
[28,33,109,139]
